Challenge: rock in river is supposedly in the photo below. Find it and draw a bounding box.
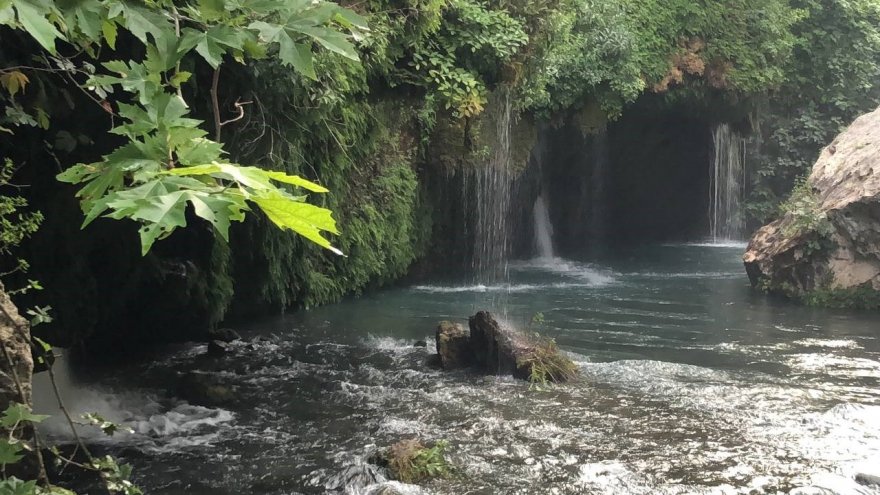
[744,105,880,308]
[435,311,578,383]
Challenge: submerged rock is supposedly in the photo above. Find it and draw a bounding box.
[435,321,473,369]
[207,327,241,343]
[207,340,229,357]
[176,371,236,406]
[856,473,880,487]
[744,105,880,308]
[435,312,578,383]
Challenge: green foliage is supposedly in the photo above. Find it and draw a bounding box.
[746,0,880,222]
[385,438,450,483]
[406,0,529,117]
[1,0,369,256]
[0,400,142,495]
[0,159,43,287]
[778,179,833,240]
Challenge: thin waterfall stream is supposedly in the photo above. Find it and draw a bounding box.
[469,90,514,285]
[533,194,555,259]
[709,124,747,241]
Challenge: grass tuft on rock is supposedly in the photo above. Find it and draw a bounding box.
[385,438,450,483]
[516,335,579,388]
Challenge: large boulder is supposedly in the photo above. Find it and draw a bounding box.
[0,282,32,412]
[744,105,880,307]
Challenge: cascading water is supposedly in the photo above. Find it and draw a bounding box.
[533,195,555,259]
[469,90,513,283]
[709,124,747,241]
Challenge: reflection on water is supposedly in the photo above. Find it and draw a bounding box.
[39,244,880,494]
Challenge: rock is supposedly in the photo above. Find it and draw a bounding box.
[434,312,578,383]
[0,282,36,478]
[207,340,229,357]
[435,321,473,369]
[413,340,427,348]
[468,311,528,379]
[207,327,241,343]
[856,473,880,487]
[0,281,32,412]
[744,105,880,306]
[176,371,236,406]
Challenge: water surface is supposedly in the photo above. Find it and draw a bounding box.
[41,244,880,494]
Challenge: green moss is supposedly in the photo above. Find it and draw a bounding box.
[802,284,880,310]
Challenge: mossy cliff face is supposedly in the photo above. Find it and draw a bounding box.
[744,105,880,309]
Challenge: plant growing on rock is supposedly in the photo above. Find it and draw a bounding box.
[384,438,450,483]
[517,335,579,389]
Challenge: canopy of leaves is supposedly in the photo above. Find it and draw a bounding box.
[1,0,368,255]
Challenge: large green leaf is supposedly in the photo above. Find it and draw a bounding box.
[14,0,63,53]
[0,440,24,466]
[180,25,247,68]
[1,403,49,427]
[252,190,341,255]
[263,170,328,192]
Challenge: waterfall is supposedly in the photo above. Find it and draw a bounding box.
[709,124,747,241]
[469,91,513,283]
[533,195,555,259]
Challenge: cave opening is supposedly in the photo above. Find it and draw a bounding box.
[535,100,747,259]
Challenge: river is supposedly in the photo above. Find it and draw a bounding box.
[36,243,880,494]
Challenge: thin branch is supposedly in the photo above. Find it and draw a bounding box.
[211,67,222,141]
[219,98,252,126]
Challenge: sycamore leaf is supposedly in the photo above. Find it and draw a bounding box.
[249,20,316,79]
[1,403,49,428]
[186,190,248,241]
[107,190,189,254]
[180,25,246,68]
[72,1,103,39]
[101,19,117,49]
[0,439,24,466]
[0,0,14,25]
[110,2,173,53]
[252,190,341,255]
[293,25,358,60]
[263,170,328,192]
[0,70,29,96]
[14,0,64,53]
